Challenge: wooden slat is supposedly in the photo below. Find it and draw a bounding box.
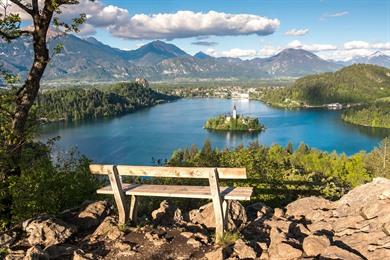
[96,184,253,200]
[89,164,115,175]
[90,164,247,179]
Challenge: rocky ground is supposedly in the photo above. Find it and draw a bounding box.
[1,177,390,260]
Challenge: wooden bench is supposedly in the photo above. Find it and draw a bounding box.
[89,164,253,241]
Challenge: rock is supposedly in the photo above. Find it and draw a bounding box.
[76,201,110,230]
[289,223,311,239]
[267,224,303,260]
[320,246,363,260]
[302,235,330,257]
[360,201,388,220]
[383,223,390,235]
[246,202,273,220]
[307,221,333,233]
[23,215,76,247]
[273,208,284,218]
[269,242,302,260]
[194,232,209,244]
[367,248,390,259]
[189,201,247,231]
[44,244,79,259]
[205,247,224,260]
[174,208,184,223]
[113,240,133,251]
[0,231,17,248]
[285,196,335,221]
[180,231,194,238]
[332,215,366,234]
[90,216,122,241]
[151,200,182,225]
[5,250,26,260]
[24,245,49,260]
[144,232,166,247]
[187,238,202,248]
[378,189,390,200]
[335,177,390,217]
[233,239,257,259]
[73,249,96,260]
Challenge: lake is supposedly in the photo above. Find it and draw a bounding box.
[38,98,390,165]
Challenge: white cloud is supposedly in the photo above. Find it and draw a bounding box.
[258,45,282,57]
[344,41,370,49]
[372,42,390,49]
[76,23,97,36]
[205,48,258,59]
[108,11,280,40]
[221,48,258,58]
[344,40,390,50]
[8,1,280,39]
[320,49,376,61]
[322,11,349,19]
[287,40,337,52]
[285,28,309,36]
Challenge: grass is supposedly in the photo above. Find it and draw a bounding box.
[214,231,241,245]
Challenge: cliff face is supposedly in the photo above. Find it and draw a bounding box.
[2,178,390,259]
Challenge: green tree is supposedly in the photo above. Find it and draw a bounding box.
[0,0,90,227]
[365,137,390,178]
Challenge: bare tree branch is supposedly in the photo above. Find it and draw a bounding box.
[9,0,33,16]
[32,0,38,12]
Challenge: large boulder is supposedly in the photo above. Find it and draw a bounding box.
[335,177,390,218]
[23,215,76,247]
[189,201,247,231]
[285,196,335,222]
[90,216,123,241]
[75,200,110,231]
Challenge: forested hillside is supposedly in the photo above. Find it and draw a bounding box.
[258,64,390,107]
[35,82,177,121]
[342,99,390,128]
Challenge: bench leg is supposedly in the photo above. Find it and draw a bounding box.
[222,199,228,223]
[129,195,138,224]
[209,168,225,243]
[109,166,129,224]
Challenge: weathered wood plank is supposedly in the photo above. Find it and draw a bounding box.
[96,184,253,200]
[129,195,138,224]
[109,166,129,224]
[209,168,225,243]
[89,164,115,175]
[90,164,247,179]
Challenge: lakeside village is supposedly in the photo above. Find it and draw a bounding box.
[204,105,265,132]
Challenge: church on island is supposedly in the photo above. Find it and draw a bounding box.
[204,105,264,132]
[225,105,238,122]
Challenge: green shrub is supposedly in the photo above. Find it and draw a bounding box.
[1,141,100,226]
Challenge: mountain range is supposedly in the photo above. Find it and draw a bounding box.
[0,33,389,83]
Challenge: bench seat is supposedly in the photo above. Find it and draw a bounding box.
[97,183,252,200]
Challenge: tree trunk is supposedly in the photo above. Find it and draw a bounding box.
[7,14,52,176]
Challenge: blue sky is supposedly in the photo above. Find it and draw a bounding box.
[17,0,389,60]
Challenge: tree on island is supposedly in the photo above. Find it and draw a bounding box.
[0,0,91,227]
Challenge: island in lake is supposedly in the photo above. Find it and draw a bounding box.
[204,105,264,132]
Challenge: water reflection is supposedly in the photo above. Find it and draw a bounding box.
[206,129,260,148]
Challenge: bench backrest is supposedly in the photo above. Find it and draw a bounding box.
[89,164,247,179]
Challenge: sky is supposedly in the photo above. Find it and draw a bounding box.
[10,0,390,60]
